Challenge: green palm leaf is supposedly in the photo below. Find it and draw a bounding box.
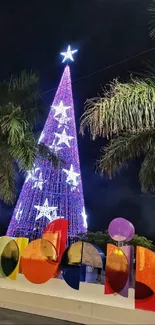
[0,104,28,145]
[9,132,36,171]
[98,130,155,192]
[139,148,155,192]
[0,152,16,204]
[5,70,42,127]
[9,70,39,91]
[0,70,61,204]
[80,78,155,139]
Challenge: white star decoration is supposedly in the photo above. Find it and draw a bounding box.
[25,165,40,183]
[55,129,74,148]
[33,172,44,191]
[53,101,70,118]
[49,139,62,153]
[15,203,23,221]
[60,45,78,63]
[63,164,80,188]
[55,115,71,129]
[34,198,58,222]
[82,207,87,228]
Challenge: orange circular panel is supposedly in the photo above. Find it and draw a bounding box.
[40,238,57,261]
[21,238,59,284]
[106,248,128,293]
[0,236,19,278]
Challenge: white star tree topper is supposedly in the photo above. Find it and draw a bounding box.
[60,45,78,63]
[53,101,70,118]
[63,164,80,188]
[34,198,58,222]
[55,129,74,148]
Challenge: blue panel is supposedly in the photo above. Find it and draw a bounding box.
[61,266,80,290]
[80,264,86,282]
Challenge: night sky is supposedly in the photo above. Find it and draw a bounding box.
[0,0,155,239]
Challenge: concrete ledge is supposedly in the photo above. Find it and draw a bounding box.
[0,275,154,324]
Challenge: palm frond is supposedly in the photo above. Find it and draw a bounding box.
[0,156,16,204]
[8,70,39,91]
[142,61,155,78]
[0,70,44,204]
[0,104,28,145]
[97,130,155,177]
[8,70,42,126]
[38,143,65,168]
[139,148,155,192]
[9,132,36,171]
[149,0,155,39]
[80,78,155,139]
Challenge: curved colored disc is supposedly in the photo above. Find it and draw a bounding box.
[21,238,59,284]
[40,237,57,261]
[82,242,103,268]
[80,264,86,282]
[108,218,135,242]
[0,236,19,278]
[60,242,83,290]
[92,244,105,262]
[43,218,68,263]
[135,282,154,300]
[136,246,155,292]
[135,246,155,311]
[61,266,81,290]
[61,241,82,266]
[126,222,135,242]
[9,237,29,280]
[105,248,128,293]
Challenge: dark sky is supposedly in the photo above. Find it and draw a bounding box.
[0,0,155,239]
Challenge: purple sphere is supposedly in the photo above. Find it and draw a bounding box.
[108,218,135,242]
[126,222,135,242]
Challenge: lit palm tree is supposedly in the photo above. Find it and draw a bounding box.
[80,1,155,193]
[0,71,59,204]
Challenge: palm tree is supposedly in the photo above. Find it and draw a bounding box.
[80,77,155,193]
[80,1,155,193]
[0,71,60,204]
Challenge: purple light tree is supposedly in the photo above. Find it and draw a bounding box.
[6,46,87,241]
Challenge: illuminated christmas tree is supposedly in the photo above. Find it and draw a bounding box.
[6,46,87,241]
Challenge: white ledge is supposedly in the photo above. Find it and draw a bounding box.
[0,275,154,324]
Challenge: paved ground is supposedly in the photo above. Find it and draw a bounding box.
[0,308,81,324]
